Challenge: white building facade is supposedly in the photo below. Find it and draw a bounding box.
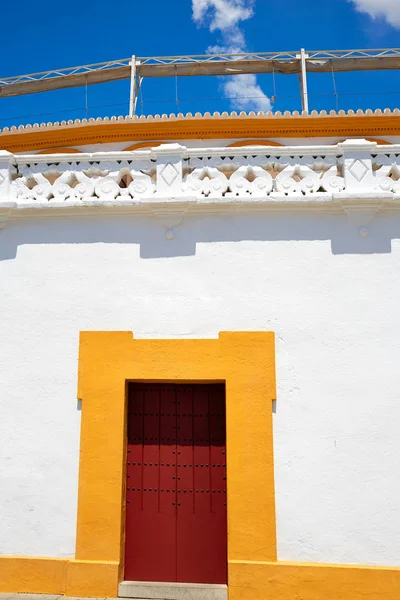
[1,111,400,600]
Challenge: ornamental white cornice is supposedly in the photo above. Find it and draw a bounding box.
[2,140,400,238]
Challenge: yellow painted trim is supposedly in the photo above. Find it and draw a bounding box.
[66,559,120,598]
[1,115,400,152]
[0,557,67,594]
[0,557,119,598]
[1,556,400,599]
[229,560,400,600]
[75,331,276,594]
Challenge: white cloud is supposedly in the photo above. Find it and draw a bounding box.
[222,74,272,111]
[192,0,271,112]
[192,0,254,33]
[350,0,400,28]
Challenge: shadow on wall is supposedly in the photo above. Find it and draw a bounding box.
[0,212,398,261]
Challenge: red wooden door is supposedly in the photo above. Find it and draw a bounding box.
[125,383,227,584]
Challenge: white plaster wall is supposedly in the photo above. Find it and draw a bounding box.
[1,212,400,565]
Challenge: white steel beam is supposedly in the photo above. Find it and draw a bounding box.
[298,48,309,113]
[129,56,136,118]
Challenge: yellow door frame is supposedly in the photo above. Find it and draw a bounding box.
[72,331,276,597]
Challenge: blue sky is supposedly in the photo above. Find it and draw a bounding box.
[1,0,400,128]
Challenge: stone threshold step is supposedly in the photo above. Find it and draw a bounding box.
[119,581,228,600]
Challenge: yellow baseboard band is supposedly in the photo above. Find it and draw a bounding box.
[66,559,120,598]
[0,557,67,595]
[228,560,400,600]
[1,556,400,598]
[0,557,118,598]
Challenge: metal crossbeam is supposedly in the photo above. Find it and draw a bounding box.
[1,47,400,113]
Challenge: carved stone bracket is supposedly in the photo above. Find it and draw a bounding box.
[335,192,390,237]
[0,202,14,230]
[150,204,187,239]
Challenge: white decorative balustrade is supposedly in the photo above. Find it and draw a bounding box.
[1,139,400,235]
[10,155,156,202]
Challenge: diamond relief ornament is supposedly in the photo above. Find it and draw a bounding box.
[348,159,369,182]
[161,163,179,186]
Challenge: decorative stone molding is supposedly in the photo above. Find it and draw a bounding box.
[154,144,185,197]
[0,152,14,229]
[338,139,378,193]
[0,202,13,229]
[336,193,388,237]
[1,141,400,234]
[150,205,187,239]
[0,151,13,200]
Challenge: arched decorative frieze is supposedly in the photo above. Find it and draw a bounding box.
[124,141,163,151]
[36,147,83,154]
[227,140,283,148]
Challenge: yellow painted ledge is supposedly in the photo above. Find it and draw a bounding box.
[1,557,400,598]
[0,557,67,595]
[0,557,118,598]
[229,560,400,600]
[66,560,119,597]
